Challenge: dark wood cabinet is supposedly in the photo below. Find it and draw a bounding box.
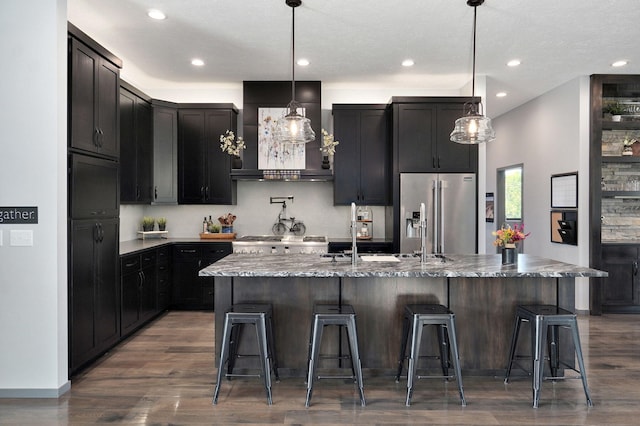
[120,250,157,337]
[332,105,390,205]
[329,240,393,254]
[69,218,119,373]
[178,105,238,204]
[120,83,152,203]
[391,98,478,173]
[156,246,172,311]
[152,100,179,204]
[172,243,232,309]
[601,245,640,310]
[590,75,640,314]
[69,154,119,218]
[69,37,120,159]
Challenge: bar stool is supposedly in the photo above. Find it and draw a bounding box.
[395,304,466,406]
[213,303,279,405]
[305,304,366,407]
[504,304,592,408]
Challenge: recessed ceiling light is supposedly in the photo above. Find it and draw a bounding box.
[297,58,310,66]
[402,59,415,67]
[191,58,205,67]
[612,60,628,67]
[147,9,166,20]
[507,59,521,67]
[496,92,507,98]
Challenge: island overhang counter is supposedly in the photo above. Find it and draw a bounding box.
[200,253,607,376]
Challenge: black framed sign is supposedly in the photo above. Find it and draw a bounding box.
[551,172,578,208]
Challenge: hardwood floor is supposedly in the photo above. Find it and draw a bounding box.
[1,311,640,425]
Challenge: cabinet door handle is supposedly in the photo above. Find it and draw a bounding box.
[181,249,197,253]
[432,156,436,169]
[634,261,638,276]
[154,186,158,200]
[93,128,100,147]
[437,157,441,168]
[136,186,140,199]
[205,186,210,199]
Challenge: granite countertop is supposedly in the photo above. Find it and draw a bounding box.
[119,237,232,256]
[199,253,608,279]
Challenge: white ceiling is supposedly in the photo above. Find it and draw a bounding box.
[68,0,640,117]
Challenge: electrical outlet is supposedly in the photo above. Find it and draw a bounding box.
[10,230,33,246]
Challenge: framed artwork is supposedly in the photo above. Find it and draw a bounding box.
[485,192,494,222]
[257,107,306,170]
[551,172,578,208]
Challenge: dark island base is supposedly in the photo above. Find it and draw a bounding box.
[214,276,576,377]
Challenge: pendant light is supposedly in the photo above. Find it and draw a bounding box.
[450,0,496,144]
[274,0,315,144]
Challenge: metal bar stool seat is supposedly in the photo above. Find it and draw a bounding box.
[395,304,466,406]
[213,303,279,405]
[305,304,366,407]
[504,304,592,408]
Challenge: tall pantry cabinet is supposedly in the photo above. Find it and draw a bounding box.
[67,23,122,374]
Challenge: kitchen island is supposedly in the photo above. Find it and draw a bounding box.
[200,253,607,376]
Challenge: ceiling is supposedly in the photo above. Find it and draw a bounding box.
[68,0,640,117]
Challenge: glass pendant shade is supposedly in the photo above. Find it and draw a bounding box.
[450,0,495,144]
[274,101,315,144]
[276,0,315,145]
[450,113,495,144]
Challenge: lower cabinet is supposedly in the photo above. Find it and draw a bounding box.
[329,241,393,254]
[601,245,640,312]
[172,242,232,310]
[157,246,172,311]
[69,218,119,374]
[120,246,172,338]
[120,250,157,337]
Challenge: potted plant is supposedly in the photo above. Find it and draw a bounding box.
[142,216,155,232]
[157,217,167,231]
[320,129,339,169]
[603,101,626,122]
[220,130,246,169]
[208,223,221,233]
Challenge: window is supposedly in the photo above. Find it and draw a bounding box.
[504,166,522,221]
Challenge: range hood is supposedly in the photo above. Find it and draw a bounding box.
[237,81,327,182]
[231,169,333,182]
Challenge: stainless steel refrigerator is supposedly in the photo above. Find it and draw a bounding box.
[400,173,477,254]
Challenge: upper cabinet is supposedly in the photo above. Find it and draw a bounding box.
[120,82,152,203]
[590,74,640,314]
[152,100,179,204]
[178,105,238,205]
[391,97,478,174]
[68,32,121,159]
[332,104,390,205]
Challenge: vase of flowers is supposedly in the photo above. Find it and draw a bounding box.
[493,223,529,265]
[320,129,339,169]
[220,130,246,169]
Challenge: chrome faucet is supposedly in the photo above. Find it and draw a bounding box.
[351,202,358,266]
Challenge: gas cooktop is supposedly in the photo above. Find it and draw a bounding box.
[235,235,327,243]
[232,235,328,254]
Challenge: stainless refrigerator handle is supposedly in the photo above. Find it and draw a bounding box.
[432,179,439,254]
[440,180,445,254]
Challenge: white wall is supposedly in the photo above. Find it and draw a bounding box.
[486,77,592,310]
[0,0,69,396]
